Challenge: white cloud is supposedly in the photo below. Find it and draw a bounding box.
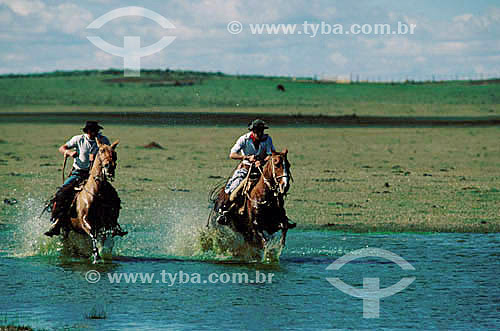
[48,3,94,35]
[0,0,45,16]
[453,14,473,23]
[329,51,348,66]
[0,1,499,77]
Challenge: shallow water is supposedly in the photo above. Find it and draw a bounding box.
[0,201,499,330]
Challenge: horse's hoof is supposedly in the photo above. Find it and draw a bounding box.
[287,221,297,229]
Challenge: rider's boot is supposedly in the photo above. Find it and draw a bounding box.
[44,218,62,237]
[44,200,62,236]
[285,217,297,229]
[112,225,128,237]
[44,193,72,237]
[217,202,237,225]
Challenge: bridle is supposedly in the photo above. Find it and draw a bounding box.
[257,154,293,196]
[92,148,116,183]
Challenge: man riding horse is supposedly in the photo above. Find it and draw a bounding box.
[216,119,295,229]
[44,120,127,237]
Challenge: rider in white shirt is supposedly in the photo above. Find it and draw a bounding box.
[44,121,127,237]
[225,120,275,194]
[217,119,295,228]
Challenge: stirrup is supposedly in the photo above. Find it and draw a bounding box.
[112,227,128,237]
[216,210,230,225]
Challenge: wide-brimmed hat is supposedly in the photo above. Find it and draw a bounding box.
[82,120,103,133]
[248,119,269,131]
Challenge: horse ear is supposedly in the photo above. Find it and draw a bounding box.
[96,138,103,148]
[282,148,288,155]
[111,139,120,150]
[272,150,278,156]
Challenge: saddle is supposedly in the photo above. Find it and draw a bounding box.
[229,169,260,202]
[226,169,261,217]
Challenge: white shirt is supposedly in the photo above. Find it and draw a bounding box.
[230,132,275,165]
[65,133,110,170]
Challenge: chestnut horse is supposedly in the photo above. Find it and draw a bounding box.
[209,149,292,249]
[65,138,120,262]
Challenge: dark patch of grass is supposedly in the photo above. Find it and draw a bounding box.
[84,306,107,320]
[0,325,34,331]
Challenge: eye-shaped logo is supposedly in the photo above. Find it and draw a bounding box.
[326,248,415,318]
[87,6,176,77]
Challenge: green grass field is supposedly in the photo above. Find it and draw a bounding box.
[0,70,499,117]
[0,71,498,233]
[1,122,499,233]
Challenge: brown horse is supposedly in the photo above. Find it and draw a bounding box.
[209,149,292,250]
[65,138,120,262]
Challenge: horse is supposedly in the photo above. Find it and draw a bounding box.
[207,149,292,255]
[63,138,121,263]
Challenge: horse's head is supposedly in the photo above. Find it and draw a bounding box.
[96,138,119,180]
[269,149,291,195]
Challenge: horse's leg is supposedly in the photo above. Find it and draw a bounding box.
[247,204,267,249]
[90,233,100,264]
[77,215,101,263]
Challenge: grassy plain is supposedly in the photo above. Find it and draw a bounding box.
[1,122,499,233]
[0,70,499,117]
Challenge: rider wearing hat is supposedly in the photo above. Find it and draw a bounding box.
[225,119,274,193]
[44,121,126,237]
[217,119,295,228]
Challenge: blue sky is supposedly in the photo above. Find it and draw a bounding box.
[0,0,499,80]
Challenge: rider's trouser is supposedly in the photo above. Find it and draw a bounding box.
[224,167,249,194]
[50,169,89,227]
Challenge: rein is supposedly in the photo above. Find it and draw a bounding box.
[257,156,292,194]
[61,154,68,185]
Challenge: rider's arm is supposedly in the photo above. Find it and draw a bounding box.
[230,135,254,161]
[230,152,251,161]
[59,144,77,158]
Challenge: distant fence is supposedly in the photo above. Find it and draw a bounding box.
[313,72,500,84]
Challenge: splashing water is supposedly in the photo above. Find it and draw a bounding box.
[4,195,285,263]
[199,212,286,262]
[8,197,62,257]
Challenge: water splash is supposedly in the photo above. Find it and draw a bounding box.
[199,220,286,262]
[4,195,285,263]
[9,197,62,257]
